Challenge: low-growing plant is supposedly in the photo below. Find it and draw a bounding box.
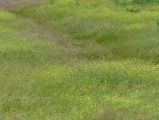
[126,6,139,12]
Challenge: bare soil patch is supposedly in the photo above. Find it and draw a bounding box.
[0,0,44,10]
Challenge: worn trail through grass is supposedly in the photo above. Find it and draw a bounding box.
[0,0,44,10]
[0,0,89,63]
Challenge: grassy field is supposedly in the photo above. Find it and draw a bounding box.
[1,0,159,119]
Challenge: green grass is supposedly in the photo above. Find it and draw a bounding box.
[13,0,159,61]
[1,0,159,119]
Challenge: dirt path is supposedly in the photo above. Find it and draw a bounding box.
[0,0,44,10]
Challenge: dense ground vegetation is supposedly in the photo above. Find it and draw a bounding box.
[1,0,159,119]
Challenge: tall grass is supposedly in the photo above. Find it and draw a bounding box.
[13,0,159,62]
[1,0,159,119]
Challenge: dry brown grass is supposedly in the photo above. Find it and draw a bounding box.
[93,109,121,120]
[0,0,44,10]
[93,108,151,120]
